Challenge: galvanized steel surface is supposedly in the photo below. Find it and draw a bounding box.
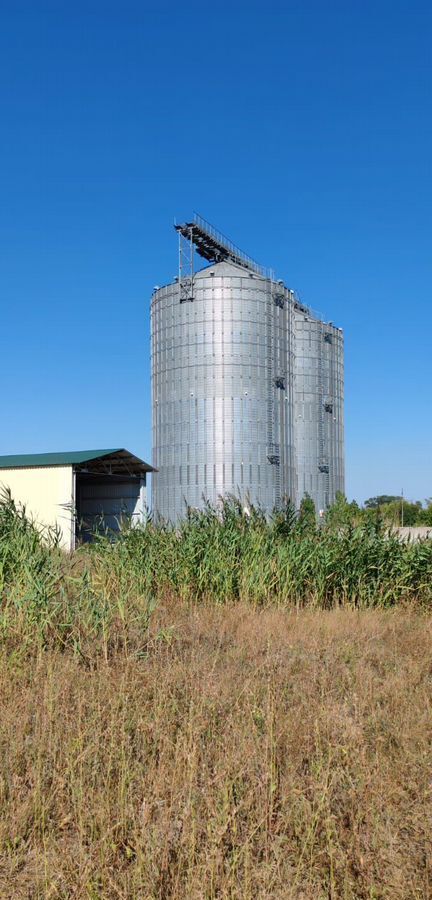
[151,261,344,520]
[293,313,345,515]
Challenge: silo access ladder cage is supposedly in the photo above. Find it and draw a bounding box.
[266,283,282,508]
[317,327,331,507]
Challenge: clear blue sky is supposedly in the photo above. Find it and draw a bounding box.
[1,0,431,503]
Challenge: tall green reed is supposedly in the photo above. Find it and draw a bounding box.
[1,493,431,656]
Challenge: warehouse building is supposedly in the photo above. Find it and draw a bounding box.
[151,215,344,520]
[0,449,154,550]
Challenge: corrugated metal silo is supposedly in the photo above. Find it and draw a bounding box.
[151,262,296,521]
[151,215,344,521]
[293,311,345,513]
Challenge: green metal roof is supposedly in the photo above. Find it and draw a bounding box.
[0,449,155,472]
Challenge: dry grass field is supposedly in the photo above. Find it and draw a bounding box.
[1,601,431,899]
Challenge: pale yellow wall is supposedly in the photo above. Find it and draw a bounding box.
[0,466,75,550]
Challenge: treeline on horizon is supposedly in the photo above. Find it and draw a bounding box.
[306,491,432,528]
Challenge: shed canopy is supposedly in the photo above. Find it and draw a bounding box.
[0,449,155,477]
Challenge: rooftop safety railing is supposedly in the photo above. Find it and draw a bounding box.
[192,212,269,277]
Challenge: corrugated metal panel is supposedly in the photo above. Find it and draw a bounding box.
[0,450,122,469]
[151,262,296,520]
[0,449,154,475]
[77,478,147,538]
[293,314,344,512]
[151,261,344,520]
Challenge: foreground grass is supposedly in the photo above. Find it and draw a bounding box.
[1,496,431,896]
[1,602,431,899]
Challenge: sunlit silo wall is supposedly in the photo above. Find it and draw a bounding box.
[151,261,296,521]
[293,311,345,513]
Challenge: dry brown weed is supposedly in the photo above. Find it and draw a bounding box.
[0,603,431,899]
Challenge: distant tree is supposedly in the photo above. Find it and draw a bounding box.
[419,501,432,527]
[363,496,429,527]
[325,492,360,528]
[298,493,316,531]
[384,499,420,527]
[272,498,297,537]
[364,495,401,509]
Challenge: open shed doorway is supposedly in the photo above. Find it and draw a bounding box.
[75,473,145,542]
[72,449,154,545]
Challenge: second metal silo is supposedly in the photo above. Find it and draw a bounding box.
[293,308,345,513]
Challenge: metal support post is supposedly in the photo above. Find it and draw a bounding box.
[178,225,194,302]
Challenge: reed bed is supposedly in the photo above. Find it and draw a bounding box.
[1,494,431,656]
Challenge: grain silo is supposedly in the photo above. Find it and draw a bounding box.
[151,215,344,520]
[293,309,345,514]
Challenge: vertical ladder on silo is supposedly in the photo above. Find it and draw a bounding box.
[177,224,194,302]
[267,283,282,508]
[318,327,331,508]
[327,332,336,501]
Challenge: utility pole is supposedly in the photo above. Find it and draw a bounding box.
[401,488,404,527]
